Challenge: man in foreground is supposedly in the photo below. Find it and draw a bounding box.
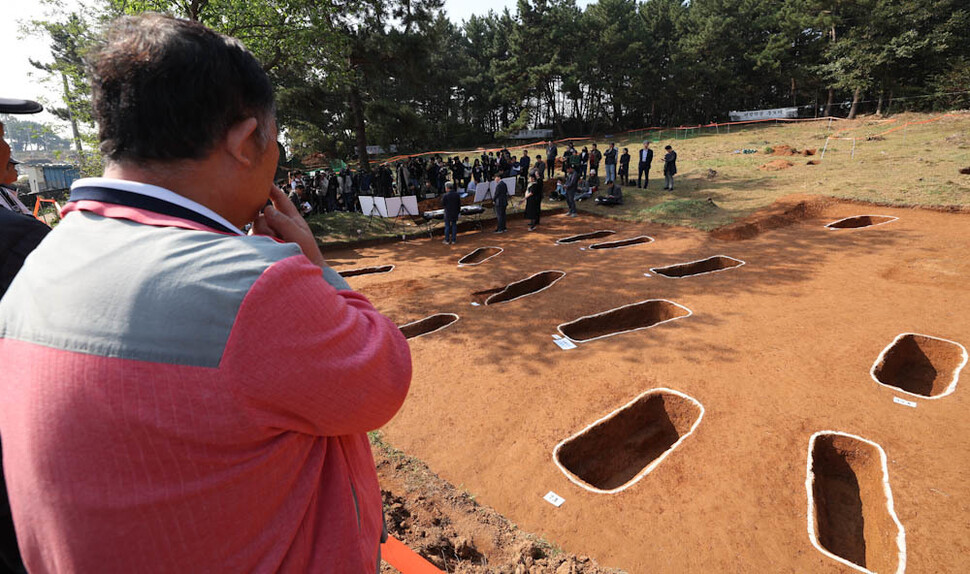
[0,14,411,573]
[563,164,579,217]
[637,140,653,188]
[492,172,509,233]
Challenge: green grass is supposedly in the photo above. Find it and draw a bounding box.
[310,112,970,243]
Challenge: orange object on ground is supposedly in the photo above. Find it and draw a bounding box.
[381,535,442,573]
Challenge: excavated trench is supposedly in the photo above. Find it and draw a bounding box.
[808,433,902,573]
[555,230,616,244]
[558,300,690,342]
[588,236,654,250]
[472,271,566,306]
[651,256,744,278]
[826,215,897,229]
[338,265,395,278]
[555,390,702,492]
[399,313,459,339]
[872,333,966,397]
[458,247,503,266]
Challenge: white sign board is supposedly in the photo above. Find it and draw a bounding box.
[728,107,798,122]
[543,491,566,507]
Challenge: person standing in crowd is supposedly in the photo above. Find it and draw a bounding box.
[1,96,50,574]
[562,143,574,176]
[518,152,530,184]
[545,141,558,179]
[523,172,542,231]
[588,144,601,180]
[663,144,678,190]
[492,172,509,233]
[579,146,589,178]
[619,147,631,186]
[603,142,618,184]
[472,158,484,183]
[462,156,472,188]
[564,164,579,217]
[533,154,545,186]
[637,141,653,188]
[0,15,411,573]
[440,181,460,244]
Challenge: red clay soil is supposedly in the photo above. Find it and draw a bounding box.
[760,159,795,171]
[556,391,700,491]
[872,334,965,397]
[810,434,900,573]
[334,196,970,572]
[373,436,620,574]
[710,194,832,240]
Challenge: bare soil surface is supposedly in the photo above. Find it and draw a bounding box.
[373,435,622,574]
[333,195,970,572]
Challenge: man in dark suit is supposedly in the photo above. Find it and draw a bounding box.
[440,182,461,244]
[637,141,653,188]
[492,173,508,233]
[563,165,579,217]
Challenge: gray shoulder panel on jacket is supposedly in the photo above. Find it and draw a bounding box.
[0,212,303,367]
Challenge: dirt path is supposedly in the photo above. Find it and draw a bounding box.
[334,196,970,572]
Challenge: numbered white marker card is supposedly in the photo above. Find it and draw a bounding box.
[893,396,917,408]
[470,302,480,306]
[643,272,651,277]
[552,334,577,350]
[543,491,565,507]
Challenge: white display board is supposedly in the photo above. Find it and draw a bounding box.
[359,195,419,217]
[472,177,518,203]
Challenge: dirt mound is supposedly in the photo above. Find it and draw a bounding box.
[770,145,797,156]
[373,435,620,574]
[710,194,833,241]
[760,159,794,171]
[803,148,817,156]
[807,160,820,165]
[960,167,970,175]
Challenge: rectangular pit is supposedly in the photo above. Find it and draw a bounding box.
[870,333,967,399]
[650,256,745,278]
[825,215,898,230]
[476,270,566,305]
[553,388,704,493]
[338,265,395,278]
[399,313,459,339]
[588,236,654,250]
[458,246,503,266]
[555,230,616,245]
[807,432,906,574]
[557,299,691,343]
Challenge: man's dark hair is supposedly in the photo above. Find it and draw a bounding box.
[665,145,673,150]
[89,13,275,162]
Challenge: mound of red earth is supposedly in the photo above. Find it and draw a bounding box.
[771,145,817,156]
[760,159,794,171]
[374,436,621,574]
[710,194,833,241]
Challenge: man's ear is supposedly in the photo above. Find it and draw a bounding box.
[224,117,260,167]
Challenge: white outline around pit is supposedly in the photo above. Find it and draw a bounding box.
[552,387,705,494]
[398,313,460,340]
[805,431,906,574]
[588,235,655,250]
[338,264,396,277]
[649,255,746,279]
[484,270,567,306]
[555,229,616,245]
[869,332,968,400]
[556,299,693,343]
[824,215,899,230]
[457,246,504,267]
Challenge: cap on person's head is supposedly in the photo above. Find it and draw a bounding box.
[0,98,43,114]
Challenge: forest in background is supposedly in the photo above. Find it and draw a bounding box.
[28,0,970,169]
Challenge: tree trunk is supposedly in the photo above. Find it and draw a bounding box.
[824,88,834,117]
[875,89,884,116]
[847,87,862,119]
[62,73,82,153]
[791,77,797,107]
[348,78,369,171]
